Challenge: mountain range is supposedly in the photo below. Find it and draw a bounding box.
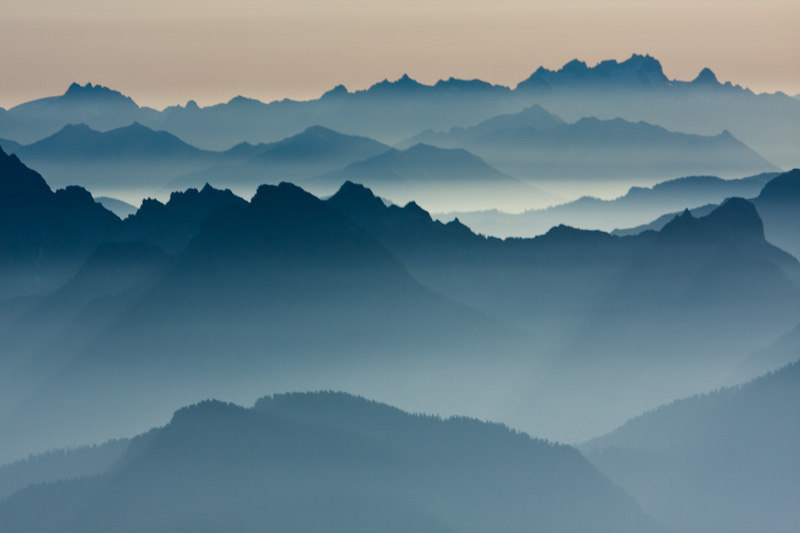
[4,113,779,214]
[1,54,797,170]
[0,393,651,532]
[406,111,776,184]
[1,150,798,472]
[611,169,800,260]
[443,172,779,238]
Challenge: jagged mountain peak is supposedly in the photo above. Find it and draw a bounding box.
[62,82,137,106]
[328,181,387,215]
[661,197,765,240]
[517,53,669,90]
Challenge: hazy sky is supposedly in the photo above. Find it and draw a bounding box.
[2,0,798,109]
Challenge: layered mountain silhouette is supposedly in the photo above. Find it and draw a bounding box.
[444,172,778,238]
[611,169,800,259]
[2,55,796,168]
[0,393,650,532]
[326,181,800,440]
[315,143,512,188]
[582,361,800,533]
[0,175,512,460]
[0,149,251,299]
[517,54,672,92]
[309,143,546,211]
[400,104,565,149]
[1,153,798,458]
[1,82,159,144]
[174,125,392,189]
[14,122,215,189]
[512,55,799,169]
[411,113,777,182]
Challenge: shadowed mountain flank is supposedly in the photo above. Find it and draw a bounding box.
[0,146,122,298]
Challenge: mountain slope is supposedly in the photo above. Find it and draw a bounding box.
[752,168,800,259]
[0,146,122,298]
[327,182,800,441]
[0,182,512,461]
[0,393,651,532]
[582,361,800,533]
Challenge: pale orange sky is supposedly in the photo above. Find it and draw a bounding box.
[2,0,798,109]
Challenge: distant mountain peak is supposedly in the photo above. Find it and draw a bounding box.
[692,67,720,86]
[301,124,337,136]
[321,84,349,98]
[562,59,589,75]
[60,122,94,133]
[518,53,668,91]
[367,73,426,94]
[227,95,263,107]
[61,82,138,107]
[251,181,313,208]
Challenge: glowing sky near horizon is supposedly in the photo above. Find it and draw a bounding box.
[2,0,798,109]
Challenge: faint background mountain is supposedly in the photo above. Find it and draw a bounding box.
[95,196,138,219]
[0,83,159,144]
[582,361,800,533]
[410,113,777,186]
[173,125,392,190]
[309,143,551,212]
[14,122,215,190]
[441,172,779,238]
